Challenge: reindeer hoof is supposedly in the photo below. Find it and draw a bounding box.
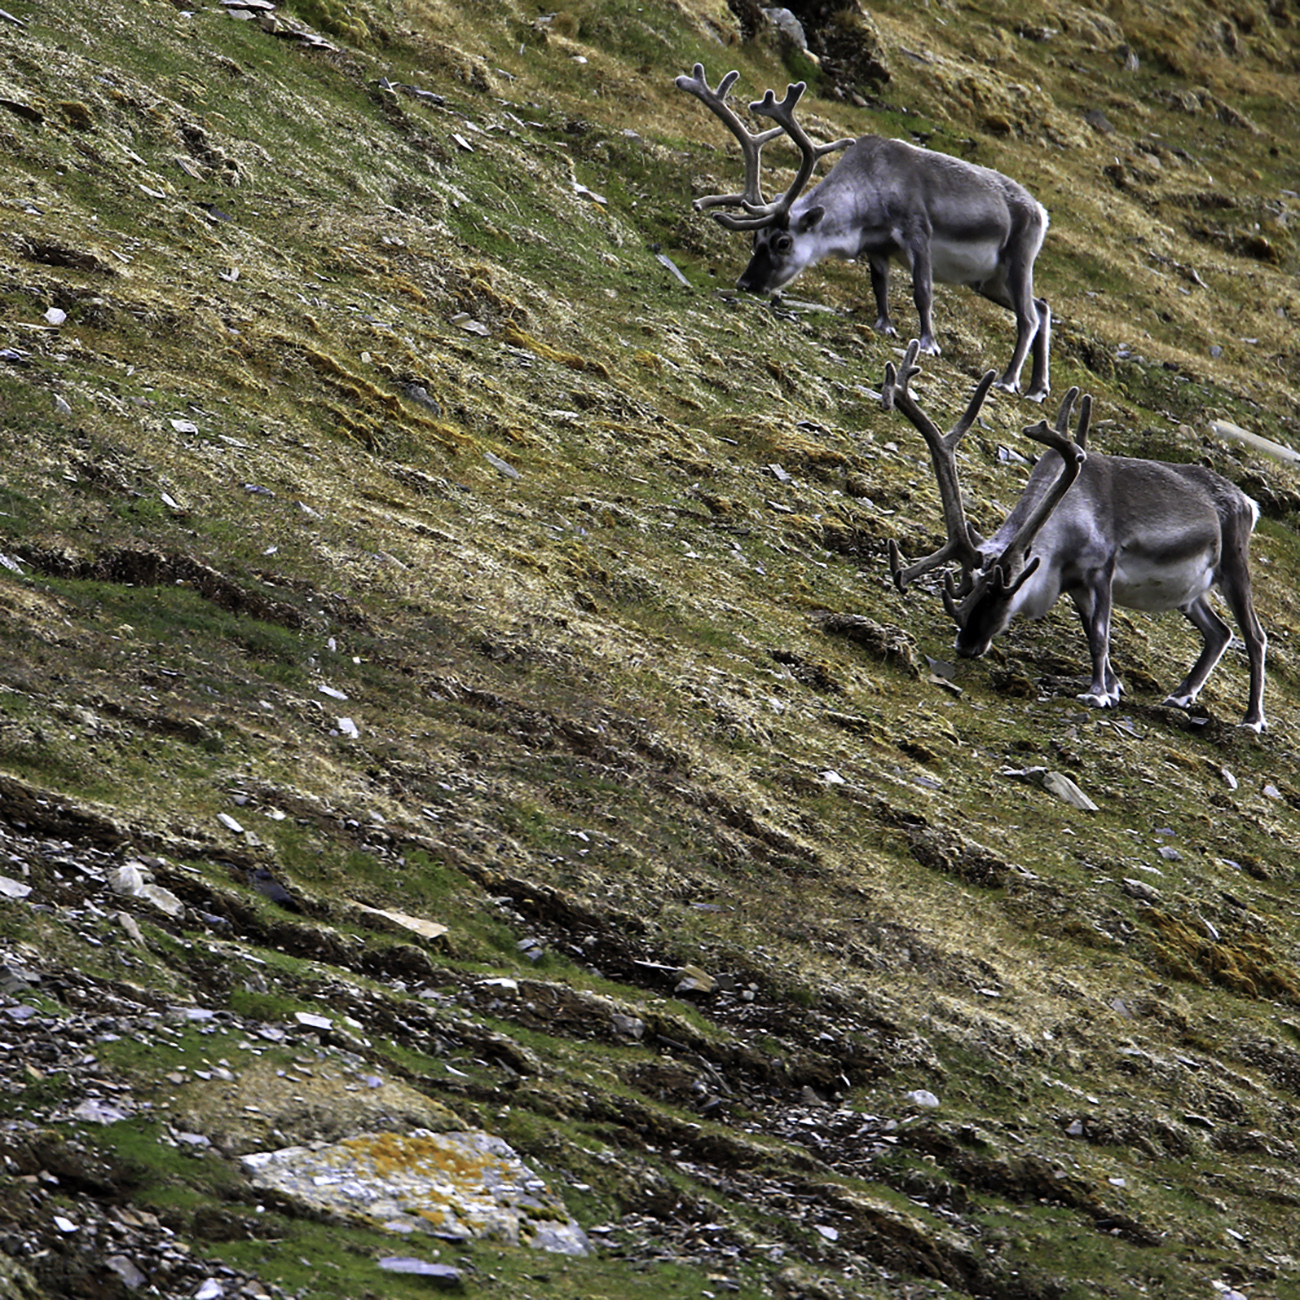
[1161,692,1195,709]
[1237,717,1267,734]
[1077,691,1117,709]
[918,338,941,356]
[1022,386,1050,404]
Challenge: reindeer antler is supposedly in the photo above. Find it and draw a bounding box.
[882,341,995,593]
[721,82,854,230]
[675,64,853,231]
[933,387,1089,631]
[985,388,1089,581]
[675,64,785,215]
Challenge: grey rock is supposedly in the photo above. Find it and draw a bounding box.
[610,1013,645,1039]
[1122,877,1161,902]
[485,451,520,480]
[378,1258,462,1287]
[404,384,442,415]
[762,6,810,54]
[675,964,716,995]
[243,1129,589,1255]
[1001,766,1099,811]
[72,1097,133,1124]
[105,1255,148,1288]
[654,252,691,287]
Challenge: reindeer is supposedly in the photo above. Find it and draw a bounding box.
[675,64,1052,401]
[883,341,1267,731]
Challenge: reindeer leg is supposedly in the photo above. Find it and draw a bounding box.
[1023,297,1051,404]
[868,255,896,337]
[1163,595,1232,714]
[905,235,940,355]
[988,260,1043,399]
[1214,537,1268,732]
[1070,581,1121,707]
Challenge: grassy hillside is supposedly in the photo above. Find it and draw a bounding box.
[1,0,1299,1296]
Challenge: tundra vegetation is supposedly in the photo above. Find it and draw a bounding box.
[0,0,1299,1298]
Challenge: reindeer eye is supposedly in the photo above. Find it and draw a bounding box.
[773,233,793,253]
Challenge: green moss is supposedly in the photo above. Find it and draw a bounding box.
[281,0,372,44]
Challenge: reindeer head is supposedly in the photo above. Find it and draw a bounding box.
[944,559,1043,658]
[736,207,830,293]
[674,64,852,293]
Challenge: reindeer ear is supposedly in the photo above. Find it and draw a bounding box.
[795,205,825,233]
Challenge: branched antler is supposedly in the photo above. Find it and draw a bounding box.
[882,341,995,593]
[986,387,1089,579]
[675,64,853,231]
[674,64,785,215]
[721,82,854,230]
[936,387,1089,629]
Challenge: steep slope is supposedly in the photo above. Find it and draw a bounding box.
[1,0,1299,1297]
